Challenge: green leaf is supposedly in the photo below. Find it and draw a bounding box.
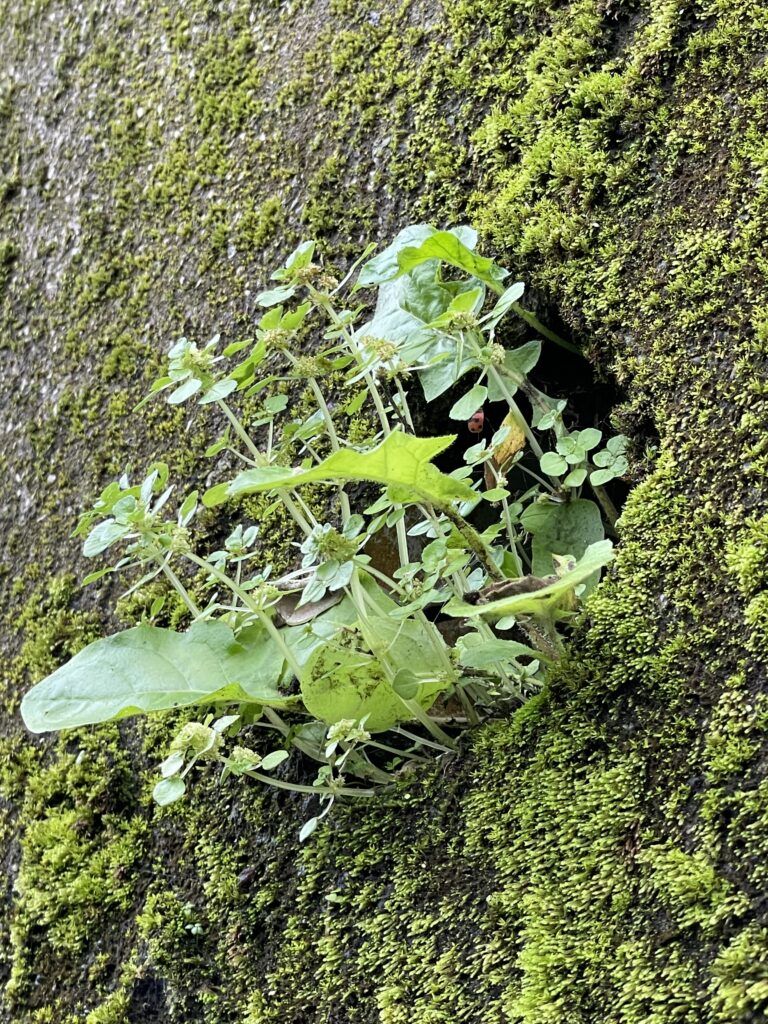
[359,258,484,399]
[160,750,185,778]
[578,427,602,451]
[260,749,289,771]
[589,467,614,487]
[484,281,525,331]
[283,239,315,275]
[299,816,319,842]
[443,541,614,620]
[300,615,446,732]
[198,378,238,405]
[396,231,508,287]
[487,341,541,401]
[83,520,130,557]
[504,340,542,378]
[168,377,203,404]
[21,620,293,734]
[153,776,186,806]
[81,567,115,586]
[449,385,488,421]
[563,467,588,488]
[265,394,289,415]
[301,648,403,732]
[178,491,198,525]
[539,452,567,476]
[203,431,475,509]
[520,498,605,585]
[255,284,296,307]
[456,633,541,668]
[357,224,438,287]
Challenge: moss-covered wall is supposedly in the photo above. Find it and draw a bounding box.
[1,0,767,1020]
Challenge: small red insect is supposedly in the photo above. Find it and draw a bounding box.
[467,409,485,433]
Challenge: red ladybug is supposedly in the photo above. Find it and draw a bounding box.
[467,409,485,433]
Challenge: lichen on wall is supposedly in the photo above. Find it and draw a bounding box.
[1,0,767,1021]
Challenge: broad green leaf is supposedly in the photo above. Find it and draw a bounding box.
[396,231,508,288]
[300,615,447,732]
[301,647,405,732]
[443,540,614,620]
[203,431,475,509]
[449,385,488,421]
[21,620,293,734]
[359,258,485,400]
[503,340,542,380]
[521,498,604,579]
[357,224,436,287]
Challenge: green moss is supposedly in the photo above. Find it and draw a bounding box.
[3,0,768,1020]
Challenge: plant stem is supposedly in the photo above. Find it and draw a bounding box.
[441,505,504,581]
[183,551,305,679]
[592,483,619,530]
[217,399,313,536]
[156,557,201,617]
[399,698,459,750]
[487,367,545,461]
[245,768,375,798]
[509,301,581,355]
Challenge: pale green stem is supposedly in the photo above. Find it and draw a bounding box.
[454,683,481,726]
[393,725,454,752]
[183,551,304,679]
[441,504,504,582]
[509,302,581,355]
[306,376,352,523]
[245,768,374,798]
[487,367,546,461]
[217,399,313,536]
[399,698,459,750]
[393,378,415,430]
[157,559,201,617]
[365,739,430,761]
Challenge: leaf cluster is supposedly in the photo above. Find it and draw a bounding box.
[21,224,628,838]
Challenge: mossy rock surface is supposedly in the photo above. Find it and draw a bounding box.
[1,0,767,1021]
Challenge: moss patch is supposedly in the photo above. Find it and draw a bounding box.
[1,0,768,1021]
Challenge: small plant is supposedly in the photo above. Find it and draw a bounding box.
[21,224,626,839]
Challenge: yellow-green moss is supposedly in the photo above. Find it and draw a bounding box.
[2,0,768,1020]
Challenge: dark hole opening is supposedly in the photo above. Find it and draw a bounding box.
[417,316,631,525]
